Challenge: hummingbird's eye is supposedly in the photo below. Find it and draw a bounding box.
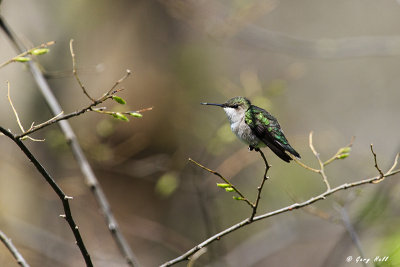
[232,104,239,109]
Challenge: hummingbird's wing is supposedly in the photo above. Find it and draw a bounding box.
[245,105,300,162]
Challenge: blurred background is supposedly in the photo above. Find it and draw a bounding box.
[1,0,400,266]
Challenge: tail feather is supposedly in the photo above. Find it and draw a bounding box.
[285,145,301,159]
[267,143,292,163]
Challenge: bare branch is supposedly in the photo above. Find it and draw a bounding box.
[370,144,385,183]
[7,81,44,141]
[386,153,400,175]
[292,156,319,173]
[0,230,30,267]
[16,103,93,139]
[106,69,132,96]
[0,16,141,267]
[161,159,400,266]
[0,127,93,267]
[7,81,25,133]
[69,39,95,102]
[250,149,270,220]
[309,131,331,191]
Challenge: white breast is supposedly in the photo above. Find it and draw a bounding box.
[223,107,262,147]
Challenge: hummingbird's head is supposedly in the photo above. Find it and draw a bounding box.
[201,96,251,109]
[224,96,251,110]
[201,96,251,124]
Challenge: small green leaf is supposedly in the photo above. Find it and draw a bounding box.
[111,112,129,122]
[112,96,126,105]
[233,196,244,200]
[225,187,234,192]
[216,183,231,188]
[129,112,143,118]
[337,153,350,159]
[14,56,31,62]
[338,147,351,154]
[31,48,50,55]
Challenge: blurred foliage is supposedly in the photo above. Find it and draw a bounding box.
[155,171,180,198]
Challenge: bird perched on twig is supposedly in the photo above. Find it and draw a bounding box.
[201,96,300,163]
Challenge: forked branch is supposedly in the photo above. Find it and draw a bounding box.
[164,134,400,266]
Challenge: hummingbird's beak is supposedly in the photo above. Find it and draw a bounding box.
[201,102,225,107]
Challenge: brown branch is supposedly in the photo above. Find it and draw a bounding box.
[0,17,141,267]
[16,101,96,139]
[106,69,132,96]
[161,161,400,266]
[0,230,30,267]
[292,156,319,173]
[249,149,270,220]
[370,144,386,184]
[15,70,151,139]
[386,153,399,175]
[309,131,331,191]
[0,127,93,267]
[69,39,95,102]
[165,133,399,266]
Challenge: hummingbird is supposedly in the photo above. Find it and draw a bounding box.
[201,96,300,162]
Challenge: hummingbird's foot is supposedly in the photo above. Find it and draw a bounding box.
[248,146,260,152]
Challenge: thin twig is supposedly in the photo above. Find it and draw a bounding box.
[250,149,270,220]
[70,39,95,102]
[309,131,331,191]
[292,156,319,173]
[17,101,97,139]
[386,153,399,175]
[0,230,30,267]
[15,81,151,140]
[370,144,384,180]
[323,136,355,166]
[106,69,132,96]
[161,162,400,266]
[0,16,140,267]
[133,107,154,113]
[0,41,55,69]
[25,111,64,132]
[6,81,44,142]
[7,81,25,133]
[188,158,254,208]
[0,127,93,267]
